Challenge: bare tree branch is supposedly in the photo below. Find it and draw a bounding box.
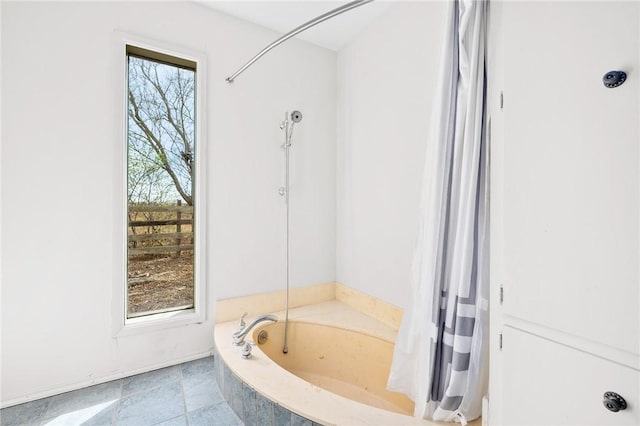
[127,57,195,206]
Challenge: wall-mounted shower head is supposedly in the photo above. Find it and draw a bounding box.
[291,111,303,123]
[282,110,302,148]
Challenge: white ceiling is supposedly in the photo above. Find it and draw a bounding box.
[197,1,392,51]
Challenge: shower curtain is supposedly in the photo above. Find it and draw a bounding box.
[386,0,488,423]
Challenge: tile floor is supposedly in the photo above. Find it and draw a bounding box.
[0,356,243,426]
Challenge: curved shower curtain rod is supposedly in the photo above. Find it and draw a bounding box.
[225,0,374,83]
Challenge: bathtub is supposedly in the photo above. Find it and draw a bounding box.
[255,321,414,415]
[213,300,458,425]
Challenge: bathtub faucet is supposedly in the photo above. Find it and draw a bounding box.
[232,314,278,345]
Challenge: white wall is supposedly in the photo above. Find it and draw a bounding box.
[1,1,336,406]
[336,1,446,309]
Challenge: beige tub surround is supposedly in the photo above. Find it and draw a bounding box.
[214,300,480,425]
[334,284,404,330]
[216,282,403,329]
[216,282,337,324]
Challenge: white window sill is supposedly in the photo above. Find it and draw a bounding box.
[115,308,205,338]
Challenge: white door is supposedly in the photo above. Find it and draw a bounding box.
[489,2,640,425]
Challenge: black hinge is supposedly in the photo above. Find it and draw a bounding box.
[500,91,504,110]
[500,285,504,304]
[499,333,503,350]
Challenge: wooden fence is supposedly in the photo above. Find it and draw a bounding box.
[128,200,194,257]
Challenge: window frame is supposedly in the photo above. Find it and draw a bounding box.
[113,33,207,337]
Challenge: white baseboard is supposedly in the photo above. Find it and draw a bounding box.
[0,350,213,409]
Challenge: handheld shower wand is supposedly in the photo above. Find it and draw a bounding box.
[280,110,302,354]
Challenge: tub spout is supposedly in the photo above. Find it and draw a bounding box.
[232,314,278,345]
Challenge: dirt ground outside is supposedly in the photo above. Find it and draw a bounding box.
[127,252,194,316]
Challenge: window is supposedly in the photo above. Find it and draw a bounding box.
[126,46,197,319]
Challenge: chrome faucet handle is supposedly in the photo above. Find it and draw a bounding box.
[241,341,255,359]
[237,312,248,332]
[232,314,278,346]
